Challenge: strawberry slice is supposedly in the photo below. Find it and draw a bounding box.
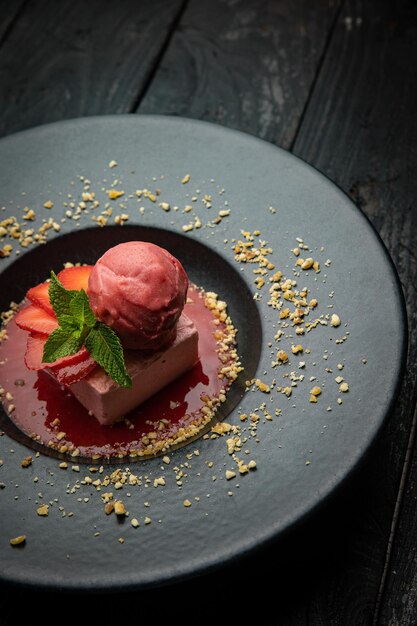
[27,281,55,317]
[53,355,97,385]
[15,304,59,335]
[57,265,93,292]
[25,334,96,384]
[24,334,50,370]
[26,265,93,315]
[20,264,96,385]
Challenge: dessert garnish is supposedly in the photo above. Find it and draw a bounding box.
[42,271,132,388]
[14,265,99,386]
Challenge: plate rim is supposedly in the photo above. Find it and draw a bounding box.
[0,114,408,591]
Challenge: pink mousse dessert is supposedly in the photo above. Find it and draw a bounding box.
[70,242,199,425]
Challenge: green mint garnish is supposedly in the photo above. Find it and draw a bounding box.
[85,323,132,389]
[69,290,97,330]
[49,271,77,318]
[43,327,84,362]
[43,271,132,388]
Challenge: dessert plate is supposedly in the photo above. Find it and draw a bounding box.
[0,115,407,590]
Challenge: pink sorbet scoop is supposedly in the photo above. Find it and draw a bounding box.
[88,241,188,350]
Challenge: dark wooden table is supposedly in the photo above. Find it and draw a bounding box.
[0,1,416,623]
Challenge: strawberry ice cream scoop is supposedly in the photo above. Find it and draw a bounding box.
[88,242,188,350]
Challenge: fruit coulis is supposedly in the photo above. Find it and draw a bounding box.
[0,286,237,460]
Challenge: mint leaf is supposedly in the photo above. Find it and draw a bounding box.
[43,328,83,363]
[45,269,132,388]
[48,271,77,318]
[69,290,96,329]
[85,323,132,388]
[57,314,80,331]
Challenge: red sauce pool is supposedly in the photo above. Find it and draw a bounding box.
[0,286,236,460]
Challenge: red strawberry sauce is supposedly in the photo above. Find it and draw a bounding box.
[0,286,236,460]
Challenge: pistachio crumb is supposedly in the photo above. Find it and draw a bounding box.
[330,314,341,327]
[10,535,26,546]
[104,501,115,515]
[37,504,49,516]
[301,258,314,270]
[107,189,124,200]
[255,378,270,393]
[277,350,289,363]
[114,500,126,516]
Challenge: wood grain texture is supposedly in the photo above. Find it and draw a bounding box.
[0,0,184,137]
[138,0,341,148]
[293,0,417,623]
[0,0,416,623]
[378,407,417,626]
[0,0,27,41]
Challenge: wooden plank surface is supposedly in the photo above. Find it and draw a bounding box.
[140,2,417,621]
[0,0,184,137]
[379,406,417,625]
[139,0,341,148]
[0,1,345,623]
[292,0,417,623]
[0,0,27,42]
[0,0,416,623]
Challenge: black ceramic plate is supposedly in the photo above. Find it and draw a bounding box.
[0,116,406,590]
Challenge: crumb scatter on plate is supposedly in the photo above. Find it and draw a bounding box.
[0,160,356,549]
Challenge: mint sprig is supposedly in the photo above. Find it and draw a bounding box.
[48,271,77,318]
[85,323,132,389]
[42,271,132,388]
[43,328,84,361]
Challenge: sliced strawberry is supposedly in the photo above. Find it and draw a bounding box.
[26,281,55,317]
[57,265,93,292]
[24,334,96,384]
[24,334,49,370]
[26,265,94,316]
[48,345,94,373]
[20,263,97,384]
[52,356,97,385]
[15,304,59,335]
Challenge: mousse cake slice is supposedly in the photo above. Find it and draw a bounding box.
[69,313,199,425]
